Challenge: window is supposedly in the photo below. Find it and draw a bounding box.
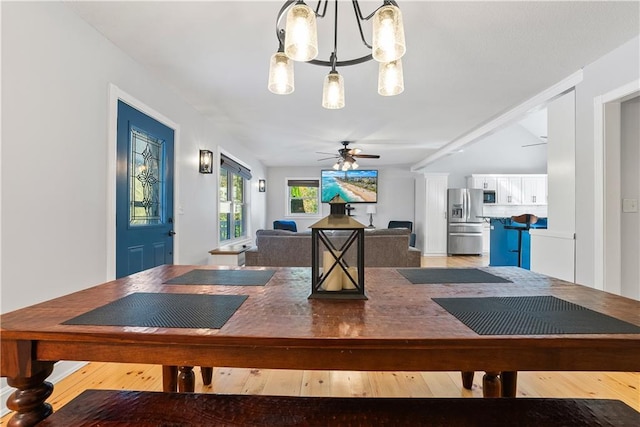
[129,128,163,226]
[287,178,320,216]
[219,154,251,242]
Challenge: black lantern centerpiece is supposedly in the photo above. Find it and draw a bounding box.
[309,195,367,300]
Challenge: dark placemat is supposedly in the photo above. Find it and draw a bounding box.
[433,295,640,335]
[62,293,248,329]
[164,269,276,286]
[398,268,511,284]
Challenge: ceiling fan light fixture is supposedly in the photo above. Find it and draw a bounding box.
[378,58,404,96]
[372,4,406,63]
[322,71,345,109]
[268,51,295,94]
[284,2,318,62]
[320,141,380,169]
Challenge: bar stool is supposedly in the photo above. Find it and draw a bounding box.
[505,214,538,267]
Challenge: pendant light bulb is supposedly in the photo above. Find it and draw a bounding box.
[268,51,294,94]
[322,71,345,109]
[378,59,404,96]
[284,2,318,62]
[333,161,340,170]
[372,4,406,62]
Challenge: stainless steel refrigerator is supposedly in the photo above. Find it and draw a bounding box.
[447,188,484,255]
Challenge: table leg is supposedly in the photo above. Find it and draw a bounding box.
[178,366,195,392]
[482,371,502,397]
[5,362,55,427]
[461,371,474,389]
[162,365,178,392]
[501,371,518,397]
[201,367,213,386]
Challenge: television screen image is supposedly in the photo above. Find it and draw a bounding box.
[321,170,378,203]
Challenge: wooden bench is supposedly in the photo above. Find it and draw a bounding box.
[38,389,639,426]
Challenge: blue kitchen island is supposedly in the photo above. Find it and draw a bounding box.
[489,217,547,269]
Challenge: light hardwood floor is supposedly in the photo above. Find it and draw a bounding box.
[2,256,638,424]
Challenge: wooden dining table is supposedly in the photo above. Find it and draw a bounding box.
[2,265,639,426]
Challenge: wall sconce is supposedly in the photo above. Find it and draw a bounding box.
[199,150,213,174]
[258,179,266,192]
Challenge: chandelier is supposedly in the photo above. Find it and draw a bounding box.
[268,0,406,109]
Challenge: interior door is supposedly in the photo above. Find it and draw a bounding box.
[116,100,175,278]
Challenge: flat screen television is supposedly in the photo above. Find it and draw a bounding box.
[321,169,378,203]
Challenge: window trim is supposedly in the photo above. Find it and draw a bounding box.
[218,152,251,244]
[285,176,322,218]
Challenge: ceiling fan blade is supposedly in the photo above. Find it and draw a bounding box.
[353,154,380,159]
[316,151,338,155]
[317,156,338,161]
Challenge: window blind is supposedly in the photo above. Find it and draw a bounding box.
[220,154,252,180]
[287,179,319,187]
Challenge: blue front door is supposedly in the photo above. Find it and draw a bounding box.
[116,100,175,278]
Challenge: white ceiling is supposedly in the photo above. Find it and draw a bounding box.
[67,1,639,169]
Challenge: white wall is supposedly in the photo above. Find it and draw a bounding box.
[575,36,640,287]
[620,96,640,299]
[530,91,576,282]
[266,166,419,234]
[0,1,266,314]
[547,92,577,235]
[423,124,547,188]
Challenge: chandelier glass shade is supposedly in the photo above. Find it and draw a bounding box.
[378,58,404,96]
[268,0,406,109]
[322,71,345,109]
[284,3,318,62]
[372,4,405,62]
[268,51,295,94]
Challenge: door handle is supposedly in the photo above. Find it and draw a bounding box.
[168,230,176,237]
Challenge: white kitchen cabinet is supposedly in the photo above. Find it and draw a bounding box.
[467,174,547,205]
[421,174,449,255]
[496,176,522,204]
[467,175,497,191]
[521,175,547,205]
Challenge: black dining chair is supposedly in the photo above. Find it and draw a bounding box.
[388,220,416,247]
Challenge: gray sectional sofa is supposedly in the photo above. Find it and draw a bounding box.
[245,228,421,267]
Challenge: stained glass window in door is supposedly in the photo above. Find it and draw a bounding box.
[130,128,164,226]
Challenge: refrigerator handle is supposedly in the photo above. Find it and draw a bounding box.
[466,190,471,221]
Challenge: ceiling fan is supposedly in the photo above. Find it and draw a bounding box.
[317,141,380,170]
[522,136,548,148]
